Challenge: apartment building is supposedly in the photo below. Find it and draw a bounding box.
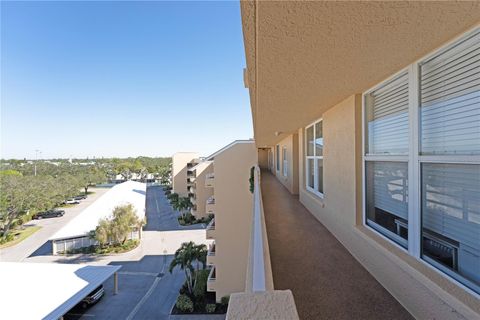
[171,152,199,197]
[187,160,214,219]
[226,2,480,319]
[202,140,257,302]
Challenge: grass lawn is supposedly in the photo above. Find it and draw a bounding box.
[0,226,42,249]
[58,203,77,208]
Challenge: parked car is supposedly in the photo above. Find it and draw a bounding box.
[64,198,80,205]
[74,195,87,200]
[32,210,65,219]
[80,285,104,308]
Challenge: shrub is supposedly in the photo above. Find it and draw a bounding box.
[183,212,195,224]
[220,295,230,307]
[193,269,209,299]
[176,294,194,313]
[249,166,255,193]
[179,282,188,295]
[205,304,216,313]
[0,233,15,244]
[194,298,206,311]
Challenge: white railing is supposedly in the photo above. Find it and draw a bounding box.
[226,165,299,319]
[208,266,216,281]
[208,242,216,256]
[248,165,272,292]
[207,196,215,205]
[206,218,215,231]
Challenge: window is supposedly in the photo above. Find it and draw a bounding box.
[363,27,480,293]
[276,145,280,171]
[306,120,323,196]
[282,147,288,177]
[364,72,409,248]
[418,29,480,293]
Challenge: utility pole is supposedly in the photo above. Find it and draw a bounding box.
[34,149,41,176]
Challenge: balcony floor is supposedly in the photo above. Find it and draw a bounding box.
[261,170,412,320]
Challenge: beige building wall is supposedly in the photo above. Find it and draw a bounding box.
[295,95,480,319]
[172,152,199,197]
[209,141,257,301]
[190,161,213,219]
[272,134,299,195]
[257,148,269,170]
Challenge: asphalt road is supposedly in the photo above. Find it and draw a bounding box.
[145,185,206,231]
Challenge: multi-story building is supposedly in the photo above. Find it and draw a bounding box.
[187,160,214,219]
[199,140,257,302]
[171,152,199,197]
[226,2,480,320]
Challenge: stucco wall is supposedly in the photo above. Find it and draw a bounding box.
[172,152,199,197]
[192,161,213,218]
[213,141,257,301]
[296,95,480,319]
[273,134,299,195]
[257,148,269,169]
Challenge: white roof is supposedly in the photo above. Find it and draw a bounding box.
[0,262,121,320]
[51,181,146,240]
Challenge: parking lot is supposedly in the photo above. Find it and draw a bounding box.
[24,185,222,320]
[64,254,185,320]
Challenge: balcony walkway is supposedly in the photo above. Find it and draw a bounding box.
[260,170,412,320]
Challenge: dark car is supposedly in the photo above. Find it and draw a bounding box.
[33,209,65,219]
[74,195,87,200]
[80,285,104,308]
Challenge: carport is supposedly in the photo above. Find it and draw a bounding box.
[0,262,121,320]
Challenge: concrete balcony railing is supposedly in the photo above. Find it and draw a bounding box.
[206,218,215,239]
[207,242,216,265]
[226,165,299,320]
[206,196,215,214]
[205,173,215,188]
[207,266,216,292]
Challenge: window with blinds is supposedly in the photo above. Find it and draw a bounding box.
[363,27,480,294]
[366,161,408,248]
[421,163,480,289]
[420,29,480,155]
[365,72,409,155]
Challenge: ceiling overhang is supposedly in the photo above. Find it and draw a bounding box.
[240,0,480,146]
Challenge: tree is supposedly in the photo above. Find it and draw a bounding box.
[169,242,207,295]
[116,161,133,181]
[94,204,142,246]
[0,175,37,240]
[177,197,193,219]
[78,169,105,195]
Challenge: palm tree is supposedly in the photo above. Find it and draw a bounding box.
[169,242,208,295]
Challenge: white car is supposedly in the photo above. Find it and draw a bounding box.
[64,199,80,205]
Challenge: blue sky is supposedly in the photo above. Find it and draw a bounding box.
[1,1,252,159]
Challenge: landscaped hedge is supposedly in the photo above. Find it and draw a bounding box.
[176,294,194,313]
[172,269,227,315]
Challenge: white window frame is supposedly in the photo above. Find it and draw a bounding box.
[282,146,288,177]
[362,26,480,297]
[305,119,324,198]
[276,145,280,172]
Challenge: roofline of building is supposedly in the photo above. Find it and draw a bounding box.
[206,140,255,160]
